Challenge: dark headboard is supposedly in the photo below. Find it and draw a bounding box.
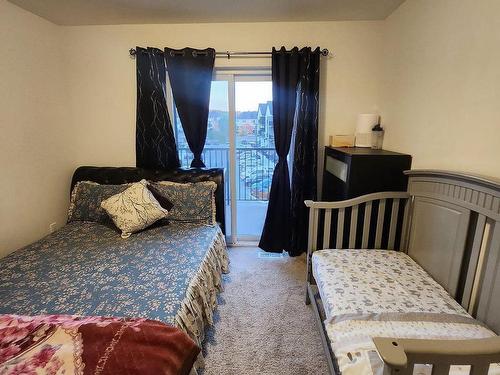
[71,166,226,234]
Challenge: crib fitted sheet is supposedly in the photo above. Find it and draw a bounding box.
[312,249,498,375]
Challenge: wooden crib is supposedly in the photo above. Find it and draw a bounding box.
[305,170,500,375]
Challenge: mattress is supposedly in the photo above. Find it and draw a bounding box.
[0,221,228,345]
[312,249,498,375]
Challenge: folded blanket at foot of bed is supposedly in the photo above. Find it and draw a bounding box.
[0,314,199,375]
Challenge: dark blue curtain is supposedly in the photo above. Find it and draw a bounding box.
[259,47,320,256]
[165,47,215,168]
[259,47,301,253]
[290,48,320,256]
[135,47,180,169]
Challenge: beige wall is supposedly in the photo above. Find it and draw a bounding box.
[3,0,499,255]
[62,21,384,168]
[0,0,74,257]
[380,0,500,177]
[1,12,384,255]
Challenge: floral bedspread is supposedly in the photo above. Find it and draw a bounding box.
[0,314,199,375]
[0,221,228,345]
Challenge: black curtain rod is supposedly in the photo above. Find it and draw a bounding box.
[129,48,330,59]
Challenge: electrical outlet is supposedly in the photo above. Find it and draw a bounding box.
[49,222,57,233]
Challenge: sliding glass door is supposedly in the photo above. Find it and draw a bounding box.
[234,78,274,241]
[169,70,273,244]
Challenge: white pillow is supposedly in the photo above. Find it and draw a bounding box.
[100,179,169,238]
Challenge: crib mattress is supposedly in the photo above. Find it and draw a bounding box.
[312,249,498,375]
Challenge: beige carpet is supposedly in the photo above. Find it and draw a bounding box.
[202,247,329,375]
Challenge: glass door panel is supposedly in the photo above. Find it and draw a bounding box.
[234,80,274,239]
[173,80,232,237]
[169,72,273,243]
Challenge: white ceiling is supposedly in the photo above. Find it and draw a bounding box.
[9,0,406,26]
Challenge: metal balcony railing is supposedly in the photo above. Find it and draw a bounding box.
[178,147,278,202]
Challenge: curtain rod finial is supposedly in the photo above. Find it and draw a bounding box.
[129,48,137,58]
[321,48,329,56]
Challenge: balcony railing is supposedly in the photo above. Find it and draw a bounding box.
[178,147,278,202]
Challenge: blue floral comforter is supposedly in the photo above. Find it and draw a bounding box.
[0,221,223,326]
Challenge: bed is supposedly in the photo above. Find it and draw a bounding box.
[305,170,500,375]
[0,166,229,374]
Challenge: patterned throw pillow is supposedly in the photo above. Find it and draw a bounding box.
[147,184,174,211]
[68,181,130,224]
[100,180,169,238]
[151,181,217,225]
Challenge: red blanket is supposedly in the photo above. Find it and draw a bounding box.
[0,314,199,375]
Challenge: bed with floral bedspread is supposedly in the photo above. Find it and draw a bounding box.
[0,221,229,348]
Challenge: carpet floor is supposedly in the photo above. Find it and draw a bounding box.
[202,247,329,375]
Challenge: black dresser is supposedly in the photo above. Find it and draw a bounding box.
[322,147,412,201]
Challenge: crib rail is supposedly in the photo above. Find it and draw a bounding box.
[305,191,411,251]
[374,336,500,375]
[305,192,411,287]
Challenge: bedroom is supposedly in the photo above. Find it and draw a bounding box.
[0,0,499,374]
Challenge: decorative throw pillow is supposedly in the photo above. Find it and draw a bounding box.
[68,181,130,224]
[147,184,174,211]
[100,180,169,238]
[146,184,174,227]
[151,181,217,225]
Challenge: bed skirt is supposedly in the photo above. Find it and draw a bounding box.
[174,227,229,370]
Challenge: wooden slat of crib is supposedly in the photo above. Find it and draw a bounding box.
[307,207,314,252]
[306,206,319,286]
[388,199,400,250]
[400,198,411,251]
[462,214,487,312]
[362,201,372,248]
[323,209,332,249]
[308,207,319,252]
[349,205,358,248]
[476,222,500,326]
[336,208,345,248]
[470,364,490,375]
[432,364,451,375]
[375,199,386,248]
